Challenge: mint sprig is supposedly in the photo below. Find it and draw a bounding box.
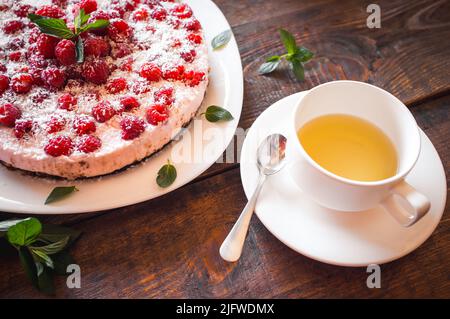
[1,218,81,294]
[259,29,314,80]
[28,9,110,63]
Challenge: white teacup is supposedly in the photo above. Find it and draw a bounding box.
[288,80,430,226]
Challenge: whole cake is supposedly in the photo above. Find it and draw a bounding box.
[0,0,208,179]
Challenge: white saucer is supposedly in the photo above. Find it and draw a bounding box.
[240,92,447,267]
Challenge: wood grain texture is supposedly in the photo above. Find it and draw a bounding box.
[0,0,449,298]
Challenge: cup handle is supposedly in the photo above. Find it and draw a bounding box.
[381,180,430,227]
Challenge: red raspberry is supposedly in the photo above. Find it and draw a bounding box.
[11,74,33,94]
[28,54,48,69]
[183,71,205,87]
[14,119,33,138]
[0,75,9,94]
[0,104,21,127]
[44,136,74,157]
[0,63,6,72]
[73,116,96,135]
[55,39,76,66]
[167,17,181,29]
[58,93,77,110]
[146,104,169,125]
[31,91,50,103]
[14,4,34,17]
[184,19,201,32]
[28,28,41,44]
[42,67,66,89]
[88,10,110,35]
[151,7,167,21]
[180,49,196,63]
[139,63,162,82]
[7,38,24,50]
[132,80,151,94]
[79,0,97,14]
[171,39,181,48]
[119,57,133,71]
[170,4,192,19]
[46,116,66,133]
[106,78,127,94]
[112,43,132,58]
[119,96,140,112]
[82,59,110,84]
[120,116,145,140]
[123,0,140,11]
[154,86,174,106]
[107,19,132,42]
[77,134,101,153]
[0,5,8,11]
[36,34,59,59]
[133,8,149,21]
[3,20,24,34]
[84,36,110,57]
[92,101,116,122]
[35,5,64,18]
[162,65,185,81]
[187,33,202,44]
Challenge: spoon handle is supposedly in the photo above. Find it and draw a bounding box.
[220,174,266,262]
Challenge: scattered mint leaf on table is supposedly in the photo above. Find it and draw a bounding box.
[6,217,42,247]
[211,30,232,50]
[45,186,78,204]
[157,160,177,188]
[1,217,81,294]
[259,28,314,80]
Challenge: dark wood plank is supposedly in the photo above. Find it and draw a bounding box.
[1,94,448,298]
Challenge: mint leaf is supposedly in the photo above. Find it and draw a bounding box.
[211,30,232,50]
[37,265,55,295]
[31,249,54,269]
[79,19,110,33]
[290,59,305,80]
[75,9,90,33]
[279,29,297,55]
[52,251,75,276]
[259,60,281,74]
[203,105,234,122]
[31,236,70,256]
[45,186,78,205]
[28,14,75,39]
[19,247,39,288]
[76,37,84,63]
[156,160,177,188]
[294,46,314,62]
[0,218,29,237]
[39,224,81,246]
[266,55,281,62]
[7,218,42,247]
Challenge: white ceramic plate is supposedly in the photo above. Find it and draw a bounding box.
[240,92,447,267]
[0,0,243,214]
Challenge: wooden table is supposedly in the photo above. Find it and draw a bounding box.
[1,0,449,298]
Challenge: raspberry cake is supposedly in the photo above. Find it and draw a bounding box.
[0,0,208,179]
